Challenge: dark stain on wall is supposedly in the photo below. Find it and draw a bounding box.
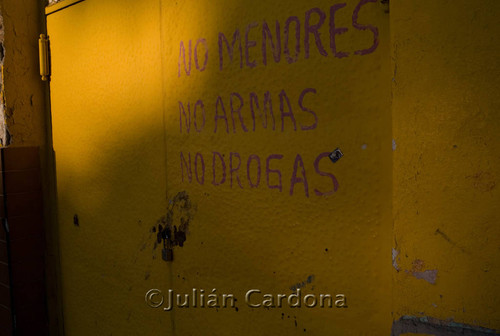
[153,191,194,261]
[290,275,315,291]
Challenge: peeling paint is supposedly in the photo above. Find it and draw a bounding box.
[47,0,66,5]
[411,269,438,284]
[0,12,9,146]
[392,315,498,336]
[392,248,400,271]
[392,139,397,151]
[405,259,438,284]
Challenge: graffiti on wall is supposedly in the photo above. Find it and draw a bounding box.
[174,0,380,197]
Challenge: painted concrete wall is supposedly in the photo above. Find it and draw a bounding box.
[391,1,500,334]
[1,0,497,335]
[0,1,63,334]
[0,0,47,147]
[161,0,391,335]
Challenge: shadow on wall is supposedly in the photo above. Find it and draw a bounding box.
[49,0,395,335]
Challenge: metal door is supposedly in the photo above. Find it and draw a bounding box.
[47,0,391,334]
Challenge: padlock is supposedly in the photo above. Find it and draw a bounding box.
[162,247,174,261]
[328,148,343,163]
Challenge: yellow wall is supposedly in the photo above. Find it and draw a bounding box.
[47,0,393,335]
[161,0,391,335]
[392,0,500,333]
[46,1,167,335]
[23,0,500,335]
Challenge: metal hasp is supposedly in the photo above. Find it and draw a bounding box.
[161,229,174,262]
[328,148,343,163]
[162,248,174,262]
[39,34,50,81]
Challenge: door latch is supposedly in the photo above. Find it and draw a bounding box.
[39,34,50,81]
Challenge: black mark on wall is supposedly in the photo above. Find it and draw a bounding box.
[153,191,195,261]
